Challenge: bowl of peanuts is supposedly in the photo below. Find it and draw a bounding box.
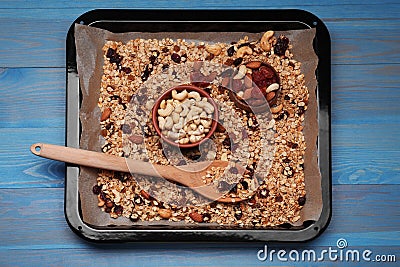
[152,85,219,148]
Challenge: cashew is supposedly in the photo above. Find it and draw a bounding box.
[172,112,180,124]
[172,89,188,101]
[200,111,207,118]
[266,83,280,93]
[189,134,203,143]
[260,30,274,52]
[178,137,189,144]
[236,46,252,58]
[270,103,283,114]
[188,91,201,101]
[158,102,174,117]
[159,99,166,109]
[189,123,197,131]
[193,116,201,125]
[167,131,180,140]
[158,116,166,130]
[233,65,247,80]
[174,104,183,113]
[172,117,184,132]
[205,43,222,56]
[200,119,212,128]
[191,105,203,114]
[164,116,174,130]
[180,103,190,117]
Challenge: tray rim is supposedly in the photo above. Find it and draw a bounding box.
[65,8,331,242]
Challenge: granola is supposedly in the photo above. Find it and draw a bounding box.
[94,31,308,227]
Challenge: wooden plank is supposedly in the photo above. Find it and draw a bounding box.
[0,128,65,188]
[0,68,65,128]
[0,185,398,250]
[0,0,398,9]
[0,15,399,67]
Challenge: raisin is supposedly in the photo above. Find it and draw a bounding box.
[297,106,305,115]
[227,46,235,56]
[92,185,101,195]
[106,48,116,58]
[171,53,181,63]
[222,136,231,148]
[284,95,290,100]
[114,205,123,216]
[298,196,306,206]
[141,65,152,81]
[240,180,249,190]
[238,42,250,48]
[202,213,211,222]
[130,213,139,222]
[121,124,132,134]
[274,35,289,56]
[275,194,283,202]
[233,58,243,67]
[120,67,131,74]
[234,210,242,220]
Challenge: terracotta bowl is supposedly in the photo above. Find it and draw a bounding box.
[229,62,281,114]
[152,85,219,148]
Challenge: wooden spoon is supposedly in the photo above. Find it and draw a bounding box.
[30,143,247,203]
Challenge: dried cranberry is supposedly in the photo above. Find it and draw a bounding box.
[233,58,243,67]
[171,53,181,63]
[227,46,235,57]
[92,185,101,195]
[274,35,289,56]
[298,196,306,206]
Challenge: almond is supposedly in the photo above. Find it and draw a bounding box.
[266,91,276,101]
[140,190,151,200]
[158,209,172,219]
[189,212,203,223]
[246,61,261,69]
[129,135,144,144]
[100,107,111,121]
[221,76,230,88]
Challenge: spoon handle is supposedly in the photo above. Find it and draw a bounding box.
[30,143,162,177]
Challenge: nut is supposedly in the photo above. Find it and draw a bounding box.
[246,61,262,69]
[233,65,247,80]
[243,88,253,100]
[189,212,203,222]
[158,102,174,117]
[140,190,151,200]
[158,209,172,219]
[129,135,144,144]
[206,44,222,56]
[221,77,230,88]
[260,31,274,51]
[100,107,111,121]
[266,91,276,101]
[172,90,188,101]
[271,103,283,113]
[266,83,280,93]
[236,46,252,58]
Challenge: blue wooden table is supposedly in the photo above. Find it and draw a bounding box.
[0,1,399,266]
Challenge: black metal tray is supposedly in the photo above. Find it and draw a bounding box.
[65,9,331,242]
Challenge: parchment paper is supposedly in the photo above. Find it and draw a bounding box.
[74,23,322,227]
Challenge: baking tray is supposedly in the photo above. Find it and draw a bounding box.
[65,9,331,242]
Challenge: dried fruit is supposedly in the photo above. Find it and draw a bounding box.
[92,185,101,195]
[140,190,151,200]
[227,46,235,56]
[298,196,306,206]
[274,35,289,56]
[171,53,181,63]
[189,212,203,223]
[233,57,243,67]
[246,61,261,69]
[121,124,132,134]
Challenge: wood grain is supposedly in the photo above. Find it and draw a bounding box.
[0,17,399,67]
[0,185,398,249]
